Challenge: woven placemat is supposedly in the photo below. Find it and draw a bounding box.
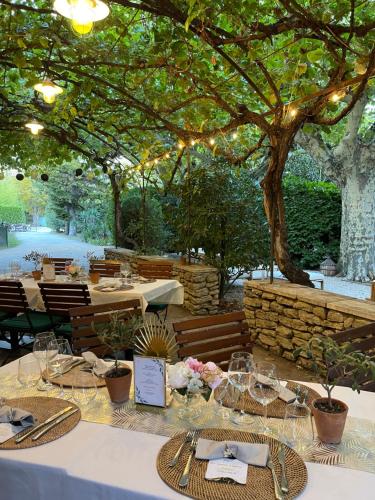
[93,284,134,292]
[42,365,106,388]
[0,397,81,449]
[215,381,320,419]
[157,428,307,500]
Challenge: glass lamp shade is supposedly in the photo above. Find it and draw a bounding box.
[53,0,109,23]
[25,122,44,135]
[34,80,63,104]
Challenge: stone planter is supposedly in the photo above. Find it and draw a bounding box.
[105,365,132,404]
[313,397,348,444]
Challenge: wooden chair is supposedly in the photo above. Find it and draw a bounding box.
[172,311,252,370]
[137,260,174,320]
[137,260,173,279]
[69,299,142,356]
[0,281,59,350]
[329,323,375,392]
[38,282,91,339]
[43,258,71,275]
[89,259,121,277]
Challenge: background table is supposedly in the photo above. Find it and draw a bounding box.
[0,356,374,500]
[21,277,184,313]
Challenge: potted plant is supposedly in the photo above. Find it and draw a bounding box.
[295,336,374,444]
[95,312,143,403]
[23,251,46,280]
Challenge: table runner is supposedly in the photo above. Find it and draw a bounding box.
[1,374,374,474]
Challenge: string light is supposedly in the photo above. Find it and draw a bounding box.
[178,142,185,149]
[25,121,44,135]
[289,107,298,117]
[232,132,238,139]
[190,139,196,146]
[330,90,346,103]
[165,153,170,159]
[209,138,215,145]
[154,158,159,164]
[34,80,63,104]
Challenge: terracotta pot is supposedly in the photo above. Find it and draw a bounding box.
[89,272,100,284]
[313,397,348,444]
[104,365,132,404]
[32,270,42,281]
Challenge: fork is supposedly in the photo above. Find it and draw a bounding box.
[169,430,194,467]
[179,433,198,488]
[267,456,284,500]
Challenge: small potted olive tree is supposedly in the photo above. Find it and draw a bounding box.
[95,312,142,403]
[23,251,46,280]
[295,336,374,444]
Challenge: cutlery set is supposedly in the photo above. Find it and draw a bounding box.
[169,430,289,498]
[14,406,79,444]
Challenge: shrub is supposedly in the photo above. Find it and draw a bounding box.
[0,206,26,224]
[283,175,341,269]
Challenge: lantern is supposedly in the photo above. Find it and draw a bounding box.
[53,0,109,35]
[25,121,44,135]
[34,80,63,104]
[320,256,337,276]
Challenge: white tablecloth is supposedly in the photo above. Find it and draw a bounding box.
[21,277,184,313]
[0,356,374,500]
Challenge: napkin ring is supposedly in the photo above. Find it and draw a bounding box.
[223,444,236,459]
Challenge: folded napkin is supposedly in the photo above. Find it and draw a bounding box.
[256,374,296,403]
[196,438,269,467]
[81,351,110,377]
[0,405,35,427]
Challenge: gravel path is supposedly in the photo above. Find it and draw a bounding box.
[0,230,106,272]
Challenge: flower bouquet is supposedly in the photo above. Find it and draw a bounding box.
[168,357,222,419]
[65,261,81,281]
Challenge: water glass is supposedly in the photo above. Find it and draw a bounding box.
[215,377,233,420]
[282,402,313,452]
[72,372,97,406]
[9,260,21,278]
[228,358,253,425]
[48,338,73,398]
[33,332,56,390]
[249,362,280,434]
[18,357,41,388]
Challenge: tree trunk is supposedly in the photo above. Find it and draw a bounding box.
[340,168,375,281]
[261,133,313,287]
[68,207,77,236]
[109,173,138,249]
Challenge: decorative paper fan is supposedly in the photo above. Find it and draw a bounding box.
[133,316,179,362]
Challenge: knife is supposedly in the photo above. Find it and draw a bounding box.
[15,406,73,443]
[49,359,85,379]
[31,408,79,441]
[278,444,289,494]
[267,456,284,500]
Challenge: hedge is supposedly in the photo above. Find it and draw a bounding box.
[283,175,341,269]
[0,206,26,224]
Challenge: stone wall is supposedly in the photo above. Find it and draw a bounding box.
[244,280,375,369]
[104,248,219,315]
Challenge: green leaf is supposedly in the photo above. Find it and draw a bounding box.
[307,49,325,64]
[17,38,27,49]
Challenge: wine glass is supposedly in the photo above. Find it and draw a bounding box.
[33,332,56,391]
[231,351,254,371]
[215,377,235,420]
[72,372,97,406]
[48,338,73,398]
[120,263,131,284]
[18,357,41,388]
[227,358,253,425]
[249,362,280,434]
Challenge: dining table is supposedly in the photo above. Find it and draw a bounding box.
[18,276,184,314]
[0,353,374,500]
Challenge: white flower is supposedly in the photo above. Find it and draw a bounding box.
[187,377,203,394]
[168,362,192,389]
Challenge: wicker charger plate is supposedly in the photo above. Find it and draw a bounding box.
[214,381,320,419]
[42,364,106,388]
[93,284,134,292]
[0,397,81,450]
[157,428,307,500]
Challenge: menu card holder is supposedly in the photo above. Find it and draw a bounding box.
[134,356,166,408]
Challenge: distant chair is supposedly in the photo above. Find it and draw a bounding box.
[38,282,91,339]
[173,311,252,370]
[329,324,375,392]
[0,280,60,350]
[43,258,71,275]
[137,260,173,279]
[137,260,174,320]
[69,299,142,356]
[89,259,121,277]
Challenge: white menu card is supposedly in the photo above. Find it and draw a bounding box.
[133,356,166,407]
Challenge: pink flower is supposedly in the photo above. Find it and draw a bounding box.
[185,357,204,373]
[205,361,218,372]
[201,363,223,389]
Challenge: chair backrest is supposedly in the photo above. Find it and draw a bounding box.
[0,280,28,315]
[38,282,91,317]
[329,323,375,391]
[172,311,252,370]
[70,299,142,356]
[89,259,121,277]
[43,258,71,275]
[137,260,173,279]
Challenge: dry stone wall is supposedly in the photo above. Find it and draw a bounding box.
[244,280,375,369]
[104,248,219,315]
